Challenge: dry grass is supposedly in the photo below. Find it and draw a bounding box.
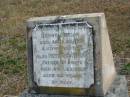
[0,0,130,96]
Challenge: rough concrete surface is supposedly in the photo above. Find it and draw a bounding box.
[19,75,129,97]
[27,13,116,96]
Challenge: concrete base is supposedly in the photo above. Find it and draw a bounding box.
[19,75,129,97]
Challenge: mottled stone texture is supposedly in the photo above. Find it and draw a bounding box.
[32,22,94,88]
[19,75,129,97]
[100,13,116,95]
[26,13,116,96]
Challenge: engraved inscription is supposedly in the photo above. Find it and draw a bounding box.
[32,22,94,88]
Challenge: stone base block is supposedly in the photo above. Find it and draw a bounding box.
[19,75,129,97]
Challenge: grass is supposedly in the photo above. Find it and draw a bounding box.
[0,0,130,96]
[0,37,26,74]
[121,63,130,75]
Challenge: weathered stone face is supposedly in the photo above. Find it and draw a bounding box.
[19,75,130,97]
[27,13,116,96]
[32,22,94,88]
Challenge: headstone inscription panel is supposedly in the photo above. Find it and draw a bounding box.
[27,13,116,96]
[32,22,94,88]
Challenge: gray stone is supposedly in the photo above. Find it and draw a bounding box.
[19,75,129,97]
[32,22,94,88]
[26,13,116,96]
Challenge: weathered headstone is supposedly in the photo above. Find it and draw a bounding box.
[32,21,94,89]
[19,13,129,97]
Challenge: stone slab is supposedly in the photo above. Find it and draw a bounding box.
[19,75,129,97]
[3,96,18,97]
[32,22,94,88]
[26,13,116,96]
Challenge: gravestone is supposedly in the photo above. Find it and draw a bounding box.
[19,13,129,97]
[32,21,94,89]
